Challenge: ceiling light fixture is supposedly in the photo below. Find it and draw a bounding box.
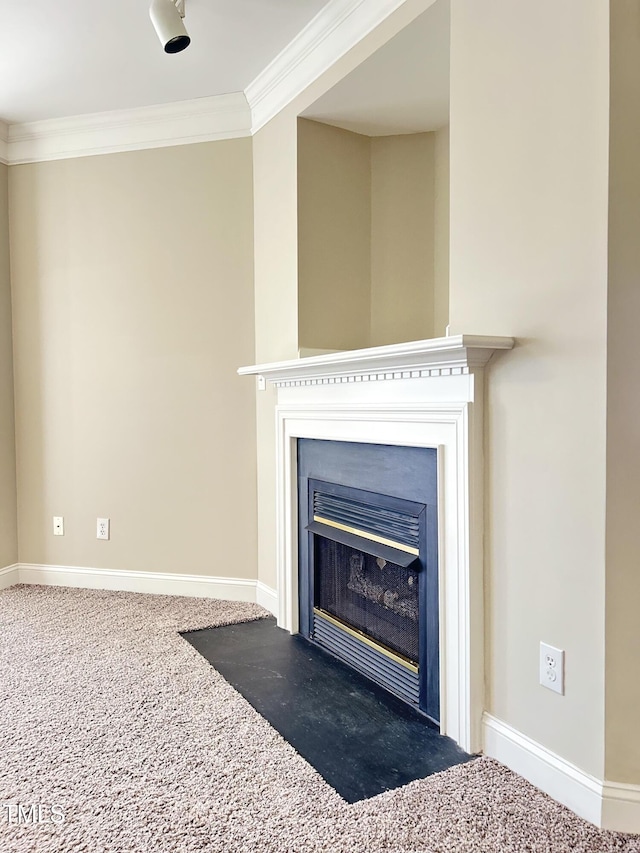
[149,0,191,54]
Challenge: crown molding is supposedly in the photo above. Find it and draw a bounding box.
[0,121,8,165]
[6,93,251,165]
[246,0,417,134]
[2,0,425,162]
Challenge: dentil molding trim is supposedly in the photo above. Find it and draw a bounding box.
[239,334,515,387]
[1,563,278,618]
[6,94,252,165]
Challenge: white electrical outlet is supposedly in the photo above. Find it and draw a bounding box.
[97,518,110,540]
[540,642,564,695]
[53,516,64,536]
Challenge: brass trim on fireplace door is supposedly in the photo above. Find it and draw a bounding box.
[312,516,420,556]
[313,607,419,673]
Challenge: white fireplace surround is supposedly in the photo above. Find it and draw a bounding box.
[240,335,514,755]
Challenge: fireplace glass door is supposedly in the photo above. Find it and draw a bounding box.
[314,537,420,667]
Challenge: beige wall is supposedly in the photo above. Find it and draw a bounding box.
[0,163,17,569]
[253,111,299,366]
[433,125,449,337]
[252,109,301,592]
[9,140,257,578]
[297,120,443,352]
[449,0,609,777]
[605,0,640,785]
[298,118,371,351]
[370,132,435,345]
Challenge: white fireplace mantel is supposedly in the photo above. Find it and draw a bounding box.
[239,334,514,755]
[238,334,514,387]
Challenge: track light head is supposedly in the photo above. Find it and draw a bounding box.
[149,0,190,54]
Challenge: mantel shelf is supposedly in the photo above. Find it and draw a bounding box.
[238,334,515,387]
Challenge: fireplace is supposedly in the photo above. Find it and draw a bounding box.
[298,439,439,723]
[239,334,514,752]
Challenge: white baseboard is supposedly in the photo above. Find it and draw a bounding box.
[483,713,603,825]
[601,781,640,834]
[3,563,280,617]
[0,564,20,590]
[14,563,258,603]
[256,580,278,617]
[483,713,640,833]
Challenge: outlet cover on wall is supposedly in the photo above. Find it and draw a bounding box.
[97,518,110,540]
[53,516,64,536]
[540,642,565,695]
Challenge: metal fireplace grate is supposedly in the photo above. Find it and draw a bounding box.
[313,491,420,551]
[312,609,420,707]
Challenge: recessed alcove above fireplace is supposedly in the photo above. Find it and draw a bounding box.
[239,334,514,754]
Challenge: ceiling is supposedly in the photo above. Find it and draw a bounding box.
[0,0,330,124]
[302,0,450,137]
[0,0,449,142]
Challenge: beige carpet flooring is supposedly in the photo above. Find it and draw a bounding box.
[0,584,637,853]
